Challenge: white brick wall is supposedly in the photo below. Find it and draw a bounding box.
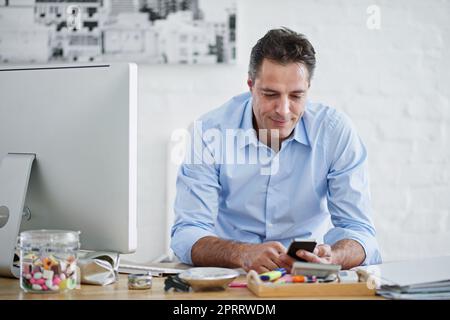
[123,0,450,264]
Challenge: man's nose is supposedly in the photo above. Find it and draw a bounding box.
[276,96,290,116]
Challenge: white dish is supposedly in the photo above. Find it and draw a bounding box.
[178,267,240,291]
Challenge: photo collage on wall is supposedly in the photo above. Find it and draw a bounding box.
[0,0,237,65]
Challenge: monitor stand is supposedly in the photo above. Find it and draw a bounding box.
[0,153,35,278]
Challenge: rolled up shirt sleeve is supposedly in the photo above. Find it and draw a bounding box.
[170,122,221,265]
[323,112,382,266]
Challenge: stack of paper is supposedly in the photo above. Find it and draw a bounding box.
[377,280,450,300]
[354,255,450,300]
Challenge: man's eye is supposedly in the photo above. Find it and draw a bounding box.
[292,95,302,100]
[263,93,276,97]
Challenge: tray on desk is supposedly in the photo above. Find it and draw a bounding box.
[246,270,375,297]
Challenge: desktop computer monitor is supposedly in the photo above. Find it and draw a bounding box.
[0,63,138,277]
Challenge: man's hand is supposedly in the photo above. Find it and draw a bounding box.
[295,244,333,264]
[191,237,365,272]
[191,237,297,274]
[238,241,292,273]
[292,239,366,269]
[191,236,294,273]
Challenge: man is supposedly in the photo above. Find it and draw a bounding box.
[171,28,382,273]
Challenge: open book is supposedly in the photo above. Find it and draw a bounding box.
[78,250,120,270]
[77,250,121,285]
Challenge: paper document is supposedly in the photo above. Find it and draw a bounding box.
[354,255,450,300]
[118,261,189,276]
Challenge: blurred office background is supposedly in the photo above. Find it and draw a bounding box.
[1,0,449,264]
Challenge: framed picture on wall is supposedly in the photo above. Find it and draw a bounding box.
[0,0,236,65]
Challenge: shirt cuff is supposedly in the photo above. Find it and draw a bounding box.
[324,227,382,266]
[170,226,217,265]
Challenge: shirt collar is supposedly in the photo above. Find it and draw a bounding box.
[238,95,310,148]
[237,96,259,148]
[292,116,310,147]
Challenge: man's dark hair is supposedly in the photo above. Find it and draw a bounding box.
[248,28,316,83]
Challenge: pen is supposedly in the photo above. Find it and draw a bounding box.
[259,268,287,281]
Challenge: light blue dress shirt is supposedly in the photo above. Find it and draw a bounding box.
[171,92,382,266]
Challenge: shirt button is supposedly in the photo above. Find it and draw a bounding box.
[268,223,273,228]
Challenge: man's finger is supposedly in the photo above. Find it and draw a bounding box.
[296,250,322,263]
[277,254,295,273]
[266,246,283,261]
[317,245,331,257]
[271,241,287,254]
[274,257,291,271]
[256,266,271,274]
[261,258,280,271]
[279,253,296,265]
[313,247,319,255]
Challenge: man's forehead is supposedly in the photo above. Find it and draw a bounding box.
[255,59,310,90]
[260,59,309,75]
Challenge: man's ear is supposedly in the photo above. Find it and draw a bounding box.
[247,78,253,92]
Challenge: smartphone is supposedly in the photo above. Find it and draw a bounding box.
[287,239,317,261]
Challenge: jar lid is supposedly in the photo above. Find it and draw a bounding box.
[128,272,152,280]
[20,230,80,249]
[128,273,152,290]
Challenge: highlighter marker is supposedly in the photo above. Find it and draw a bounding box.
[259,268,287,282]
[292,275,317,283]
[274,274,293,284]
[292,275,306,283]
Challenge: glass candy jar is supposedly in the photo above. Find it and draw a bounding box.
[19,230,80,293]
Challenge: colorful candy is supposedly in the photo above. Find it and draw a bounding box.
[32,284,42,291]
[20,253,78,293]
